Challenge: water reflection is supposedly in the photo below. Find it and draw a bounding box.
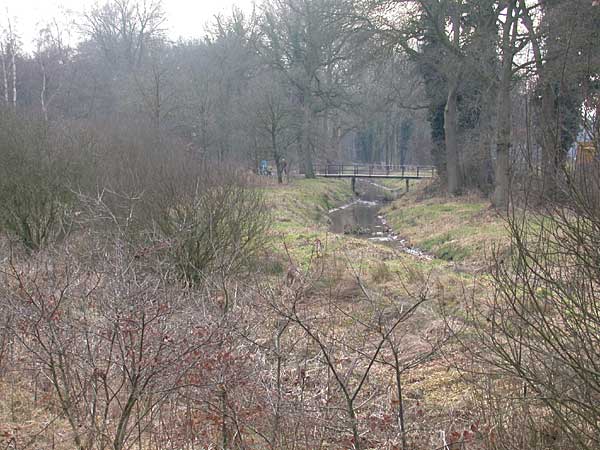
[328,181,431,260]
[329,201,382,235]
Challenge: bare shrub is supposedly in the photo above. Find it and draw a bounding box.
[252,253,449,450]
[0,239,218,450]
[61,120,270,285]
[152,170,270,285]
[467,170,600,450]
[0,111,76,250]
[67,119,190,237]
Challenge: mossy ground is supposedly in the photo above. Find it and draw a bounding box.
[265,177,355,229]
[262,177,364,272]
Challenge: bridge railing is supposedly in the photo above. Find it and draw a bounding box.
[314,164,436,178]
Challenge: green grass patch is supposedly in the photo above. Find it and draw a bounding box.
[260,177,485,304]
[260,178,355,269]
[384,182,507,264]
[265,178,355,229]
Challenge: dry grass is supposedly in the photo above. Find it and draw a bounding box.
[0,377,72,449]
[0,177,499,449]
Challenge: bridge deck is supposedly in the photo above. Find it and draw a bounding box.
[316,174,426,179]
[314,164,436,179]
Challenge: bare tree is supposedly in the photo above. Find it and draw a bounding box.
[36,21,72,121]
[466,170,600,449]
[259,0,358,177]
[519,0,599,198]
[248,69,298,183]
[492,0,522,207]
[81,0,165,69]
[0,16,18,108]
[0,41,7,104]
[259,251,446,449]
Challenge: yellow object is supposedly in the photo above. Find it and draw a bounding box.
[577,142,597,164]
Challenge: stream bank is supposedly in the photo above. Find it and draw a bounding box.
[328,180,431,260]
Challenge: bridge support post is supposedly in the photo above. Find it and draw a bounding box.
[351,176,356,194]
[405,179,409,193]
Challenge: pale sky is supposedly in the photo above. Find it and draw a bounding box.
[0,0,255,53]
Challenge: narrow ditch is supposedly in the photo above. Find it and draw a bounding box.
[328,180,431,260]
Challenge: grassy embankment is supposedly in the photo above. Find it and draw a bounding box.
[264,177,506,290]
[261,177,355,272]
[263,177,507,429]
[384,184,507,268]
[263,178,440,287]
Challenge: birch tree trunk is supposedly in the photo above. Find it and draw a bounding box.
[7,19,17,109]
[11,43,15,108]
[40,60,48,121]
[0,43,7,104]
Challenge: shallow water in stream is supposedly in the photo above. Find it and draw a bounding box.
[328,181,431,260]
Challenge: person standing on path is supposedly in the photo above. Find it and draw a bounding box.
[279,157,289,183]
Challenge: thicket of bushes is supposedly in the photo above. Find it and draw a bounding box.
[0,111,269,282]
[0,111,78,250]
[464,168,600,450]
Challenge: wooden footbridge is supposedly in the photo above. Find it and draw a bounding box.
[314,164,436,179]
[314,164,436,191]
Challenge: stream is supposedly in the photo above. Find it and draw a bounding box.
[328,181,431,260]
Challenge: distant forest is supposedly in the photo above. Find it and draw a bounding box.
[0,0,596,205]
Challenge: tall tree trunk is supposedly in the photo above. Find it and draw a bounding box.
[0,43,7,104]
[8,25,16,110]
[493,86,512,207]
[40,60,48,121]
[323,110,330,160]
[519,0,568,198]
[474,0,500,190]
[493,0,518,207]
[302,93,315,178]
[152,67,161,133]
[476,91,496,188]
[540,82,560,194]
[272,127,283,184]
[445,8,462,195]
[399,118,412,167]
[11,47,16,108]
[335,123,343,162]
[445,77,460,195]
[384,120,391,166]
